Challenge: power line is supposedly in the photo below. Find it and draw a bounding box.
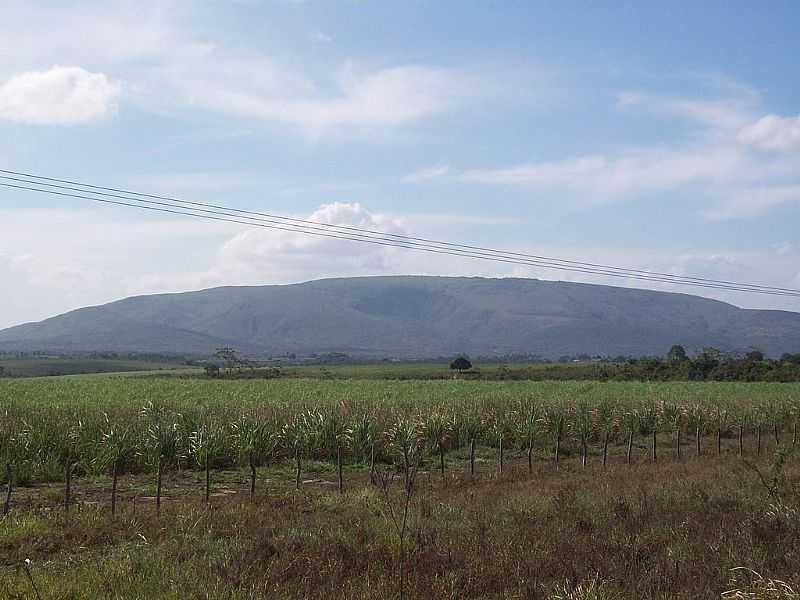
[7,173,782,294]
[1,172,799,299]
[4,176,799,298]
[3,168,797,293]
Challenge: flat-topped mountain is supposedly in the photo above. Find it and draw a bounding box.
[1,276,798,358]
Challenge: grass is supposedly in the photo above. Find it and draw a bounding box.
[3,374,800,598]
[3,452,800,598]
[276,361,578,380]
[0,357,192,378]
[3,375,799,411]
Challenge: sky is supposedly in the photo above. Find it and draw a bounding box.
[1,1,799,329]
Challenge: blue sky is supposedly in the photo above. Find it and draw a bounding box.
[1,1,799,329]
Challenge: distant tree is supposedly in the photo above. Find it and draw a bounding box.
[215,347,243,374]
[690,348,723,380]
[701,347,725,361]
[0,366,5,378]
[450,356,473,373]
[204,364,221,378]
[667,345,688,362]
[745,350,765,362]
[782,353,800,366]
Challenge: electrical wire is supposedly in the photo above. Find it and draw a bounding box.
[1,171,799,299]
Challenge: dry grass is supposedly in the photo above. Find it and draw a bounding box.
[3,451,800,599]
[723,568,800,599]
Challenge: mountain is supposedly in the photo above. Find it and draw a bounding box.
[1,276,798,358]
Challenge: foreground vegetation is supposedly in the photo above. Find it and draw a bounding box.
[2,376,800,597]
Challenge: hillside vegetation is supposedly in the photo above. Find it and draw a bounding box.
[2,276,799,358]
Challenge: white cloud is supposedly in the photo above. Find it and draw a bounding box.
[0,66,120,125]
[313,31,333,43]
[402,165,450,183]
[214,202,407,283]
[738,114,800,152]
[704,186,800,220]
[459,86,800,219]
[617,90,756,130]
[154,62,479,138]
[0,3,490,138]
[459,145,747,201]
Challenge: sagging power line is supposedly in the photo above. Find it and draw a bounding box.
[1,169,799,299]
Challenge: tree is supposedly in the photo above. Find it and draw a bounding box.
[667,345,688,362]
[745,350,765,362]
[450,356,472,373]
[204,364,220,378]
[781,353,800,366]
[215,347,243,374]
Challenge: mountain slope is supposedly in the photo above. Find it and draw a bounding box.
[1,276,798,358]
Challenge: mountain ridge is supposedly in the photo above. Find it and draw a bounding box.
[1,276,798,358]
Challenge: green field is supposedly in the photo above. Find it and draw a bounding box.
[278,361,573,379]
[3,375,800,598]
[0,357,193,378]
[4,373,797,407]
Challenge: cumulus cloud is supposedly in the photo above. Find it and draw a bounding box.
[0,66,120,125]
[738,114,800,152]
[215,202,408,283]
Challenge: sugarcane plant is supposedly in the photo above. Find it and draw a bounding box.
[486,410,514,476]
[282,411,313,491]
[96,418,135,516]
[515,400,543,474]
[1,422,28,515]
[688,405,706,458]
[140,402,182,515]
[622,408,639,465]
[231,414,279,498]
[424,412,454,479]
[639,402,660,463]
[573,401,594,469]
[385,417,423,492]
[712,406,729,457]
[55,420,84,513]
[594,400,616,470]
[660,402,684,460]
[189,422,224,504]
[459,412,484,478]
[766,400,789,448]
[317,408,351,493]
[752,405,766,457]
[545,405,566,469]
[350,413,379,484]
